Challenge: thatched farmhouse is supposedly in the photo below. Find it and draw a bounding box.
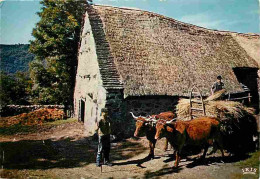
[73,5,260,137]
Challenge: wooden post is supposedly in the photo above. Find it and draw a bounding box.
[189,86,205,119]
[2,150,4,169]
[189,89,193,120]
[198,89,206,116]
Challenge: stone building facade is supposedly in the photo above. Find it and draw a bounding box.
[74,5,260,137]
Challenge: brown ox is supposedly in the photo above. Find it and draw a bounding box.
[155,117,224,167]
[131,111,176,159]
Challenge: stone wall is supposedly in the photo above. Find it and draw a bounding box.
[99,94,180,138]
[126,96,179,116]
[124,96,179,137]
[105,89,127,137]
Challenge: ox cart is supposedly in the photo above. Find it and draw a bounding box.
[186,86,258,155]
[131,86,257,168]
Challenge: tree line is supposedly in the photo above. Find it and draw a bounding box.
[1,45,34,106]
[1,44,35,74]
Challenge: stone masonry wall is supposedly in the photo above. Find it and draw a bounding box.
[105,89,127,137]
[125,96,179,137]
[102,94,179,138]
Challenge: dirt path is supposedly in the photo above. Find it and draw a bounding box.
[0,121,258,179]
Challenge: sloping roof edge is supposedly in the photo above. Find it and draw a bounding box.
[86,5,124,90]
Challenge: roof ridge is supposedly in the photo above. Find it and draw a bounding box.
[93,4,260,37]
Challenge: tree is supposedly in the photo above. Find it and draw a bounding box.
[0,71,32,106]
[0,72,16,106]
[29,0,87,105]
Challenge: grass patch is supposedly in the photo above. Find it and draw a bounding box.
[235,150,260,169]
[43,118,77,126]
[0,118,77,136]
[0,124,38,135]
[233,150,260,179]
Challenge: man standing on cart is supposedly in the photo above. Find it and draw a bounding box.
[211,75,224,94]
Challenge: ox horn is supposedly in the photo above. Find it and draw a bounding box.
[130,112,138,119]
[166,118,177,124]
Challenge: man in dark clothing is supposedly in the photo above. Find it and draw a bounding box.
[211,75,224,94]
[96,108,112,167]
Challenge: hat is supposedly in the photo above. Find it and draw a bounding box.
[101,108,108,113]
[217,75,222,80]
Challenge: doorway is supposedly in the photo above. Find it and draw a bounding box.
[233,67,259,112]
[80,99,85,122]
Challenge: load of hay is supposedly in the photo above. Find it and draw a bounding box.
[176,90,258,155]
[0,108,65,127]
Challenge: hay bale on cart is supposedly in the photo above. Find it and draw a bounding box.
[176,90,258,155]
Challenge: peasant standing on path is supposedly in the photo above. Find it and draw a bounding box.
[95,108,112,167]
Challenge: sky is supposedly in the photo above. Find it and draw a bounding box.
[0,0,259,44]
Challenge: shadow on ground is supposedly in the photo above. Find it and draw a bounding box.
[0,137,146,170]
[113,155,160,168]
[141,154,252,179]
[0,137,95,170]
[162,150,251,169]
[111,139,147,162]
[186,154,251,168]
[143,164,183,179]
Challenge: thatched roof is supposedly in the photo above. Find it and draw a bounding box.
[231,33,260,67]
[86,5,259,97]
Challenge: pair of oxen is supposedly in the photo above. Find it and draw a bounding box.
[131,111,224,167]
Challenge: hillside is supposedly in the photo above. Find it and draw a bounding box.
[0,44,34,74]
